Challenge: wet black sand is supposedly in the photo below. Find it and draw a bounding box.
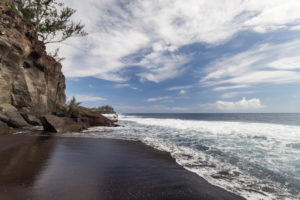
[0,135,245,200]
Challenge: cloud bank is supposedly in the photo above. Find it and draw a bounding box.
[216,97,265,111]
[201,40,300,90]
[199,97,265,112]
[50,0,300,84]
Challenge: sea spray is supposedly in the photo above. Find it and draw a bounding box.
[62,113,300,200]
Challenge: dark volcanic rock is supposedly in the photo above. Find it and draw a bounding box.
[40,115,84,133]
[88,116,112,127]
[21,113,41,126]
[0,4,66,119]
[40,107,113,133]
[0,4,65,131]
[68,106,113,127]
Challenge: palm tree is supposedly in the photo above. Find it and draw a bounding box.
[67,96,81,107]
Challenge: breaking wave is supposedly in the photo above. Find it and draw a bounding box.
[61,114,300,200]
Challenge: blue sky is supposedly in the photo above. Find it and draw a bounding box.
[49,0,300,113]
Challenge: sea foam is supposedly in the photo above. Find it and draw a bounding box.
[61,114,300,200]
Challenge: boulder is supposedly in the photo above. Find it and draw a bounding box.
[68,106,113,127]
[0,120,10,135]
[40,115,84,133]
[88,115,112,127]
[0,104,29,128]
[21,113,42,126]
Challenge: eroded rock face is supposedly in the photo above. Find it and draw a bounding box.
[0,4,66,116]
[0,4,66,129]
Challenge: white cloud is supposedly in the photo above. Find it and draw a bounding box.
[213,85,249,91]
[166,85,193,95]
[114,83,140,91]
[290,25,300,31]
[115,105,189,113]
[242,0,300,33]
[166,85,192,95]
[201,40,300,90]
[114,83,130,88]
[68,94,106,102]
[222,70,300,85]
[49,0,300,83]
[268,56,300,69]
[216,97,265,111]
[179,90,187,95]
[221,92,239,99]
[199,97,265,112]
[146,96,172,102]
[221,91,253,99]
[166,85,193,91]
[138,53,190,83]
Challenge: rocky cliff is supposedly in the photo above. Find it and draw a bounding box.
[0,4,66,115]
[0,4,112,133]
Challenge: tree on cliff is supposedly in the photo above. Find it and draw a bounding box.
[68,97,81,108]
[9,0,87,44]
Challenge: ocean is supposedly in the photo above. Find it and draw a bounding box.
[64,113,300,200]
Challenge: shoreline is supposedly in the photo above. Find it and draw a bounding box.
[0,134,245,200]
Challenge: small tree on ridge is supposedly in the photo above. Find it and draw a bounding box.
[11,0,87,44]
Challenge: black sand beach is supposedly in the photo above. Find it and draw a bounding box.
[0,135,245,200]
